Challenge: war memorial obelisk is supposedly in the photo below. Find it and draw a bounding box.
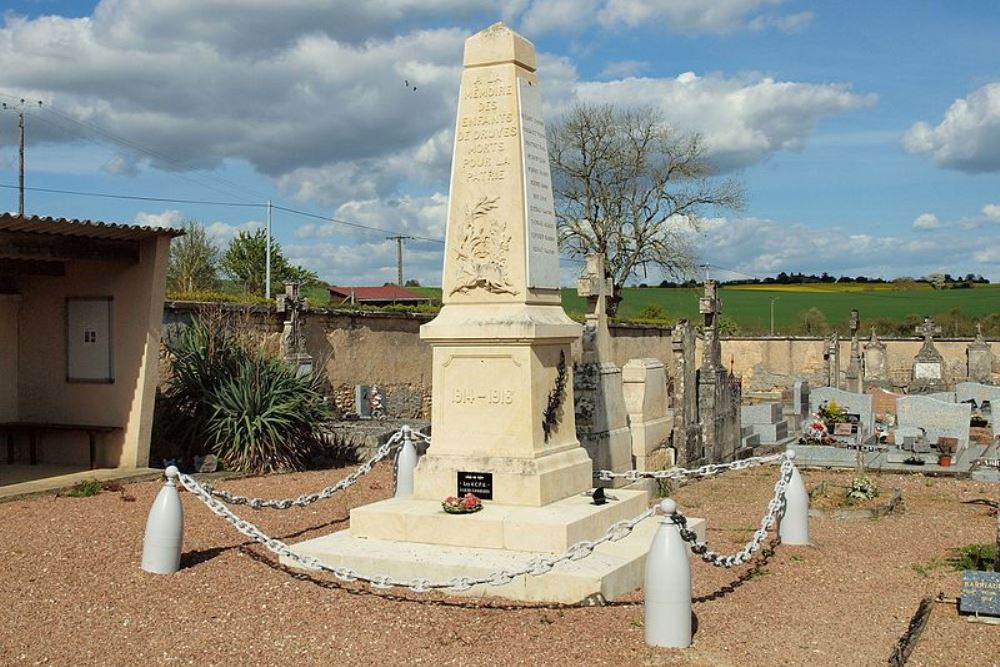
[288,23,700,603]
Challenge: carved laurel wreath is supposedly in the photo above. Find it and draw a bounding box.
[449,195,518,296]
[542,351,568,443]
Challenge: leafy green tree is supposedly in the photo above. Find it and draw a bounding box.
[549,103,744,316]
[220,229,318,296]
[167,220,219,293]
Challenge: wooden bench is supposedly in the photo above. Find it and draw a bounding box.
[1,422,120,469]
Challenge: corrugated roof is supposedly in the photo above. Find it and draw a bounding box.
[0,213,184,241]
[328,285,430,301]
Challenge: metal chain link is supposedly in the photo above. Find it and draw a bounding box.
[176,470,654,592]
[197,430,405,509]
[595,452,785,482]
[669,458,793,568]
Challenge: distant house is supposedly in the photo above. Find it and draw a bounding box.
[328,285,432,307]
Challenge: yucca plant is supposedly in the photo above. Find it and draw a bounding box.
[159,310,332,473]
[208,354,330,473]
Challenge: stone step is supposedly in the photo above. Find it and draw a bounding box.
[285,514,706,604]
[741,432,761,448]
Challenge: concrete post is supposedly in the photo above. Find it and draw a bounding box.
[141,466,184,574]
[644,499,692,648]
[778,450,810,546]
[395,425,417,498]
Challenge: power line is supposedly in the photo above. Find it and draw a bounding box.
[0,183,265,208]
[272,204,445,245]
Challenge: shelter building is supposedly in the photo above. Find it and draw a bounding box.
[0,213,179,478]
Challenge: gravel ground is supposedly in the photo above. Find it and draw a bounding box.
[1,461,997,666]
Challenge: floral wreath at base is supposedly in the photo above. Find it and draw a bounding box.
[442,493,483,514]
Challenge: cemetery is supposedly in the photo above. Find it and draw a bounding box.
[1,19,998,667]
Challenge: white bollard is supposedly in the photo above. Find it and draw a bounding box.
[778,449,810,546]
[644,499,692,648]
[141,466,184,574]
[394,425,417,498]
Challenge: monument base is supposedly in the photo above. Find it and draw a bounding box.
[285,506,705,604]
[580,426,634,489]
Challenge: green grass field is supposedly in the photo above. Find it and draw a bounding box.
[411,284,999,332]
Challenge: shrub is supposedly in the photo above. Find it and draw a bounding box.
[846,476,879,501]
[159,312,333,474]
[62,479,102,498]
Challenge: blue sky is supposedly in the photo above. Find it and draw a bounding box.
[1,1,999,286]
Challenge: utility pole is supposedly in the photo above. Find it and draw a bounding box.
[2,99,42,217]
[386,235,411,286]
[769,296,780,336]
[265,200,272,299]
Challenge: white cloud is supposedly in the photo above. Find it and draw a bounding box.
[574,71,875,170]
[983,203,1000,221]
[692,216,1000,282]
[520,0,602,34]
[597,0,806,33]
[133,209,183,228]
[101,152,141,176]
[912,212,940,231]
[204,220,262,244]
[599,59,648,79]
[903,82,1000,173]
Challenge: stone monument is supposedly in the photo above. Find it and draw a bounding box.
[287,24,690,604]
[574,254,633,487]
[911,316,945,393]
[823,332,841,388]
[967,324,993,384]
[698,281,740,463]
[845,309,863,393]
[276,282,313,377]
[863,327,890,390]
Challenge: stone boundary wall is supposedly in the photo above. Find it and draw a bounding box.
[162,303,998,414]
[162,302,678,418]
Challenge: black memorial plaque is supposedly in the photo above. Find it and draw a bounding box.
[457,471,493,500]
[959,570,1000,617]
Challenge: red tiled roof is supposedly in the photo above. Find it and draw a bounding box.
[328,285,429,301]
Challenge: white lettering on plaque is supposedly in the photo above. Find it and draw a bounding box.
[517,77,560,290]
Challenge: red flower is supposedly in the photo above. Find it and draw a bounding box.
[462,494,480,509]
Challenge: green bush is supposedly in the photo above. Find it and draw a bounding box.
[159,313,333,474]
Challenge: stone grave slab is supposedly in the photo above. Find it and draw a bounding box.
[810,387,874,432]
[959,571,1000,617]
[896,395,972,450]
[956,382,1000,407]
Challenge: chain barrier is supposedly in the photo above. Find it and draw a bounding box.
[197,430,406,509]
[175,470,654,592]
[595,451,785,482]
[668,457,793,568]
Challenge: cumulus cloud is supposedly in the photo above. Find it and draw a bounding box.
[692,216,1000,282]
[574,71,875,170]
[912,212,940,231]
[597,0,808,33]
[205,220,261,244]
[101,152,141,176]
[903,82,1000,173]
[133,209,183,229]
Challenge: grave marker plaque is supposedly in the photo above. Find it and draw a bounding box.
[959,571,1000,617]
[457,471,494,500]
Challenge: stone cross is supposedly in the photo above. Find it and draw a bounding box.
[699,280,722,371]
[915,316,942,345]
[277,282,308,360]
[576,254,613,363]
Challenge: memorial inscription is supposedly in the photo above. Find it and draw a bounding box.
[457,471,494,500]
[517,77,559,289]
[959,570,1000,617]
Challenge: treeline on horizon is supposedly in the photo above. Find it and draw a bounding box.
[651,272,992,288]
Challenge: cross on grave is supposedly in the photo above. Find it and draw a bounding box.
[849,309,860,336]
[915,316,942,345]
[276,282,312,374]
[576,254,614,364]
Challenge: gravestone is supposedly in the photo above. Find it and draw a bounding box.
[782,380,810,432]
[868,387,900,422]
[823,332,841,388]
[622,358,674,471]
[896,395,972,450]
[863,327,890,389]
[967,324,994,384]
[959,571,1000,618]
[698,281,741,462]
[741,402,788,444]
[287,24,678,604]
[574,254,632,487]
[277,282,313,377]
[810,386,874,433]
[910,316,945,393]
[845,309,863,393]
[956,382,1000,406]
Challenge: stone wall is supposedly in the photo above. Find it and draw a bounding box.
[723,337,1000,392]
[162,303,998,417]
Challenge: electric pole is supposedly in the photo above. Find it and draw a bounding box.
[386,235,411,286]
[2,99,42,216]
[265,200,272,299]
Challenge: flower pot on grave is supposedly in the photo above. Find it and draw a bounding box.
[937,454,952,467]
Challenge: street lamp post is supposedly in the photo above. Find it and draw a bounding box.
[769,296,780,336]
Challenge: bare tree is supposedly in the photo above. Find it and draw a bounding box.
[549,104,744,315]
